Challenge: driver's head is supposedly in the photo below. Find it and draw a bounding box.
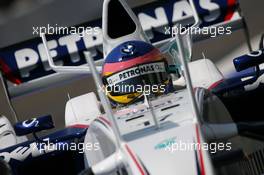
[102,40,173,106]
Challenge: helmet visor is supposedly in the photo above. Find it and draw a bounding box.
[103,61,170,96]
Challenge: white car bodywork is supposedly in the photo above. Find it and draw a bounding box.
[83,89,217,174]
[65,92,102,127]
[0,116,27,150]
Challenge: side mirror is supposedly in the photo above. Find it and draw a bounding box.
[233,50,264,72]
[14,115,54,136]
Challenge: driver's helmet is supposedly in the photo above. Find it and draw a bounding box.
[102,40,173,106]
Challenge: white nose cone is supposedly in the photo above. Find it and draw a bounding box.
[102,0,150,57]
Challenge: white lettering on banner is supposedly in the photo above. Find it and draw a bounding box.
[38,40,62,71]
[13,0,224,78]
[58,34,81,63]
[172,1,193,22]
[15,32,104,78]
[200,0,220,22]
[83,28,103,57]
[138,7,169,39]
[15,49,39,78]
[0,142,46,162]
[107,62,166,85]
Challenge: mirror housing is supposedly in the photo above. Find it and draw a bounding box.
[14,115,54,136]
[233,50,264,72]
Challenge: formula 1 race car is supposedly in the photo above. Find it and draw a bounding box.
[0,0,264,175]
